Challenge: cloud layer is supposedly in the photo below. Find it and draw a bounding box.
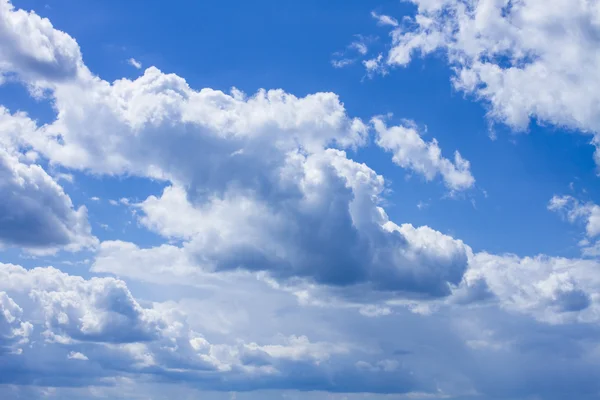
[1,1,600,399]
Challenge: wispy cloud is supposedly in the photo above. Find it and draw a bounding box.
[371,11,399,27]
[127,57,142,69]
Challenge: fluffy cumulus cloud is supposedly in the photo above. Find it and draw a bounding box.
[0,291,31,354]
[2,1,600,399]
[0,1,471,298]
[0,5,97,254]
[0,108,96,253]
[0,147,96,252]
[104,148,470,298]
[0,263,165,344]
[463,253,600,323]
[372,117,475,191]
[549,194,600,256]
[362,0,600,164]
[549,195,600,238]
[0,0,84,85]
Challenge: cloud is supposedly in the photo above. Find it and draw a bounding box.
[7,256,600,399]
[371,11,398,27]
[0,291,32,354]
[549,194,600,256]
[0,262,429,393]
[372,117,475,191]
[0,0,85,85]
[0,1,473,298]
[462,253,600,324]
[361,0,600,167]
[98,162,470,298]
[549,195,600,238]
[56,252,600,399]
[349,40,368,56]
[0,106,38,153]
[4,2,600,399]
[362,54,386,77]
[0,107,96,253]
[0,144,96,253]
[127,58,142,69]
[66,351,88,360]
[130,145,469,296]
[331,35,374,69]
[0,263,165,343]
[28,68,369,176]
[331,58,355,68]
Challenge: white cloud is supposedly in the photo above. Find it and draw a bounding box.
[0,0,85,85]
[67,351,88,360]
[371,11,399,27]
[363,0,600,168]
[0,107,95,253]
[549,194,600,256]
[0,145,96,253]
[54,172,74,183]
[362,54,387,77]
[100,160,470,298]
[461,253,600,324]
[332,35,373,68]
[27,68,368,176]
[549,195,600,238]
[127,57,142,69]
[0,263,165,343]
[243,334,348,363]
[0,106,38,154]
[121,142,470,297]
[373,117,475,191]
[417,200,429,210]
[134,185,203,239]
[349,40,368,56]
[331,58,355,68]
[0,291,32,353]
[93,240,200,285]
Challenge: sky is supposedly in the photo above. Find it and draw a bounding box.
[1,0,600,399]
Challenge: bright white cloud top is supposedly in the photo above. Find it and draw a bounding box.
[1,0,600,399]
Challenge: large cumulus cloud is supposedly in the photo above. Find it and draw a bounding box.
[0,1,472,297]
[97,147,470,297]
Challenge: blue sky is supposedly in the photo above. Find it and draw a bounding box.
[2,0,600,399]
